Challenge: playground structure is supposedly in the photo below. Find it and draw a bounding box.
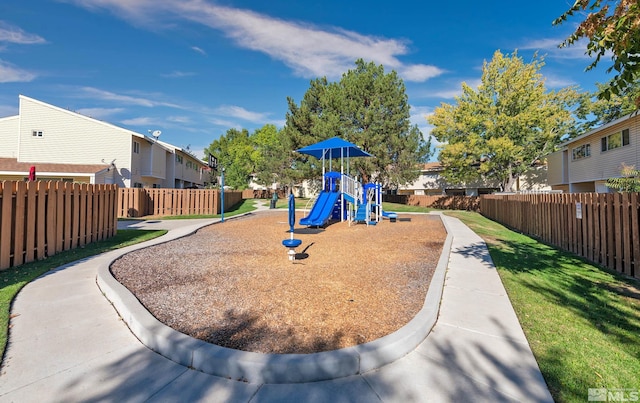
[297,137,397,227]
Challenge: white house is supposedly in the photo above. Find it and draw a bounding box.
[547,112,640,193]
[0,95,209,188]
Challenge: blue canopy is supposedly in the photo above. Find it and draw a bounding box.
[296,137,372,160]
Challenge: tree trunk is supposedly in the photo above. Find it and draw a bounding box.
[504,175,518,192]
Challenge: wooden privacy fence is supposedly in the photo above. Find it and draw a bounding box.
[118,188,243,218]
[0,181,118,271]
[384,194,480,211]
[480,193,640,279]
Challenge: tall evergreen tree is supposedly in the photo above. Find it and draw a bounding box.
[284,59,430,188]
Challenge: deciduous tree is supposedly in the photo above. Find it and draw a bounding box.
[428,51,578,191]
[554,0,640,103]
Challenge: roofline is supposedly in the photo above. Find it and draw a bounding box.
[19,94,145,139]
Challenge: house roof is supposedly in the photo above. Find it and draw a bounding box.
[421,162,442,171]
[0,158,108,175]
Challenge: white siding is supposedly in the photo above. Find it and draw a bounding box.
[0,116,19,158]
[18,96,132,166]
[568,117,640,183]
[546,151,564,185]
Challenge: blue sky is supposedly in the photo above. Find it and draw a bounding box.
[1,0,611,160]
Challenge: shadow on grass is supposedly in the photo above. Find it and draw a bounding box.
[489,238,640,347]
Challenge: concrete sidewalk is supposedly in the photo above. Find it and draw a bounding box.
[0,212,553,402]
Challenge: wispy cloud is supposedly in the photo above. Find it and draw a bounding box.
[0,21,46,45]
[0,60,36,82]
[191,46,206,55]
[214,105,270,123]
[64,0,443,82]
[120,116,156,126]
[160,70,196,78]
[210,117,240,128]
[74,86,184,108]
[167,115,192,123]
[422,79,482,99]
[520,37,591,60]
[76,107,124,118]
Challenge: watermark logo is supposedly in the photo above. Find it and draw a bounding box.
[589,388,639,402]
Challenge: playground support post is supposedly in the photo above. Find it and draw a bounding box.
[221,167,225,223]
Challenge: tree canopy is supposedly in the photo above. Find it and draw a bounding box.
[283,59,431,188]
[606,163,640,192]
[554,0,640,103]
[428,50,579,192]
[573,81,640,135]
[204,128,256,189]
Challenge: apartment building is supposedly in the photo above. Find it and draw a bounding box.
[0,95,208,188]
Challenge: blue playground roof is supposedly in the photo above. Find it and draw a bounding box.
[296,137,372,160]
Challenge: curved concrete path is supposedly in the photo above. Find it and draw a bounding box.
[0,206,553,402]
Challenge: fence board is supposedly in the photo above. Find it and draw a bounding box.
[0,182,12,269]
[622,194,632,276]
[632,194,640,279]
[0,181,118,271]
[13,181,26,266]
[46,182,58,256]
[25,182,36,263]
[36,182,46,260]
[480,192,639,278]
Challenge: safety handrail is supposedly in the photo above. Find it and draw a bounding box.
[341,174,362,204]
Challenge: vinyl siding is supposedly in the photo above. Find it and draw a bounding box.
[17,96,133,175]
[0,116,19,158]
[546,151,564,185]
[568,116,640,183]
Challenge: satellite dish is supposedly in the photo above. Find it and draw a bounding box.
[152,130,162,138]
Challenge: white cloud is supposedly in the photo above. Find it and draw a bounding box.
[0,21,46,45]
[120,116,156,126]
[0,60,36,82]
[64,0,443,82]
[161,70,196,78]
[520,37,591,60]
[214,105,270,123]
[424,79,482,99]
[76,107,124,118]
[191,46,206,55]
[210,117,240,128]
[167,115,191,123]
[0,103,17,117]
[409,105,432,127]
[544,74,577,88]
[75,86,184,109]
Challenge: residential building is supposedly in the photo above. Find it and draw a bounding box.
[547,112,640,193]
[0,95,208,188]
[398,162,550,195]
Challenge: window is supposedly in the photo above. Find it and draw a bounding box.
[175,155,183,164]
[32,130,43,137]
[572,143,591,160]
[133,141,140,154]
[133,182,143,188]
[601,129,630,152]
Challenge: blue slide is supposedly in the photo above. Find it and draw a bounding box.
[300,191,340,227]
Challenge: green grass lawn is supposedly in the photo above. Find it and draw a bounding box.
[446,211,640,403]
[141,198,257,220]
[382,201,433,213]
[0,229,166,358]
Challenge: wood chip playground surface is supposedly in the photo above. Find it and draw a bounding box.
[110,210,446,354]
